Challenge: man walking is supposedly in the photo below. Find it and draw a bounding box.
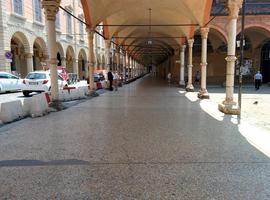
[254,71,263,90]
[107,69,114,91]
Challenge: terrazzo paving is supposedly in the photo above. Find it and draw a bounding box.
[0,76,270,199]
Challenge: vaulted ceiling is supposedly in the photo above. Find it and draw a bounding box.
[81,0,213,65]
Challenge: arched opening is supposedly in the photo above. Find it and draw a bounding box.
[33,37,47,70]
[260,40,270,83]
[56,42,64,66]
[78,49,87,80]
[236,26,270,83]
[66,46,75,73]
[57,52,62,66]
[10,32,29,77]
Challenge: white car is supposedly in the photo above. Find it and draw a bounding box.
[0,72,22,93]
[21,71,68,97]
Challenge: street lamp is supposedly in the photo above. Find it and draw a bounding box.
[238,0,246,119]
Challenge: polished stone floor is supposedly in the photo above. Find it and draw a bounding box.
[0,76,269,199]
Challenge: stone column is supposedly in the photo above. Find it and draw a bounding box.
[198,27,210,99]
[73,59,79,79]
[127,56,131,79]
[26,53,34,73]
[186,39,194,92]
[42,0,60,102]
[179,45,186,87]
[61,57,66,67]
[123,52,126,82]
[116,49,120,72]
[86,29,96,93]
[105,40,111,69]
[219,0,242,115]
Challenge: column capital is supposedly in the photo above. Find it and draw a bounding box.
[25,53,33,58]
[42,0,61,21]
[200,27,209,39]
[181,45,186,51]
[227,0,243,19]
[86,28,95,38]
[188,39,194,48]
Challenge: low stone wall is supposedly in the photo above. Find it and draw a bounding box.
[0,93,50,124]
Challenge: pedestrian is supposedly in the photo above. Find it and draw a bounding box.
[254,70,263,90]
[113,71,119,91]
[167,72,172,85]
[107,69,114,91]
[195,71,200,86]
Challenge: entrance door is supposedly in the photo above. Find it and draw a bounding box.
[261,41,270,83]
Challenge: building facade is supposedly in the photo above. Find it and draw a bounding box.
[0,0,108,80]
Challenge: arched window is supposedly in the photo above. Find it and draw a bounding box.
[34,0,42,23]
[13,0,23,16]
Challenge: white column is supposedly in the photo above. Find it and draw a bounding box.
[87,29,95,92]
[42,0,60,102]
[123,52,126,81]
[116,49,120,72]
[179,45,186,86]
[219,0,243,115]
[198,27,210,99]
[128,56,131,79]
[186,39,194,91]
[26,53,34,73]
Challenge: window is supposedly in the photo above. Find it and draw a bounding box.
[66,11,73,35]
[34,0,42,22]
[79,21,84,40]
[65,5,73,35]
[13,0,23,15]
[56,12,60,30]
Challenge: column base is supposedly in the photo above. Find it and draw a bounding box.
[49,100,65,111]
[179,81,185,87]
[88,90,99,97]
[198,89,209,99]
[218,101,240,115]
[186,84,194,92]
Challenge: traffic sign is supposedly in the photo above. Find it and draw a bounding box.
[5,51,12,59]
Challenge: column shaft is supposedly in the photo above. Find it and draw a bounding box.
[186,39,194,91]
[219,0,243,115]
[26,53,34,73]
[179,45,186,86]
[198,27,210,99]
[87,31,95,91]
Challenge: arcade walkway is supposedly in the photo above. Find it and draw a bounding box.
[0,76,269,199]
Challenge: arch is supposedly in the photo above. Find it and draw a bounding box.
[9,31,31,53]
[78,48,88,80]
[56,42,64,58]
[66,46,75,73]
[237,24,270,36]
[33,37,48,70]
[33,37,48,56]
[209,25,228,44]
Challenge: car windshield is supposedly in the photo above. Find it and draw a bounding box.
[26,73,46,79]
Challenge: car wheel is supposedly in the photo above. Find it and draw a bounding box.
[23,91,30,97]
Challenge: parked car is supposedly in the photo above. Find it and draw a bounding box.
[0,71,22,93]
[21,71,68,97]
